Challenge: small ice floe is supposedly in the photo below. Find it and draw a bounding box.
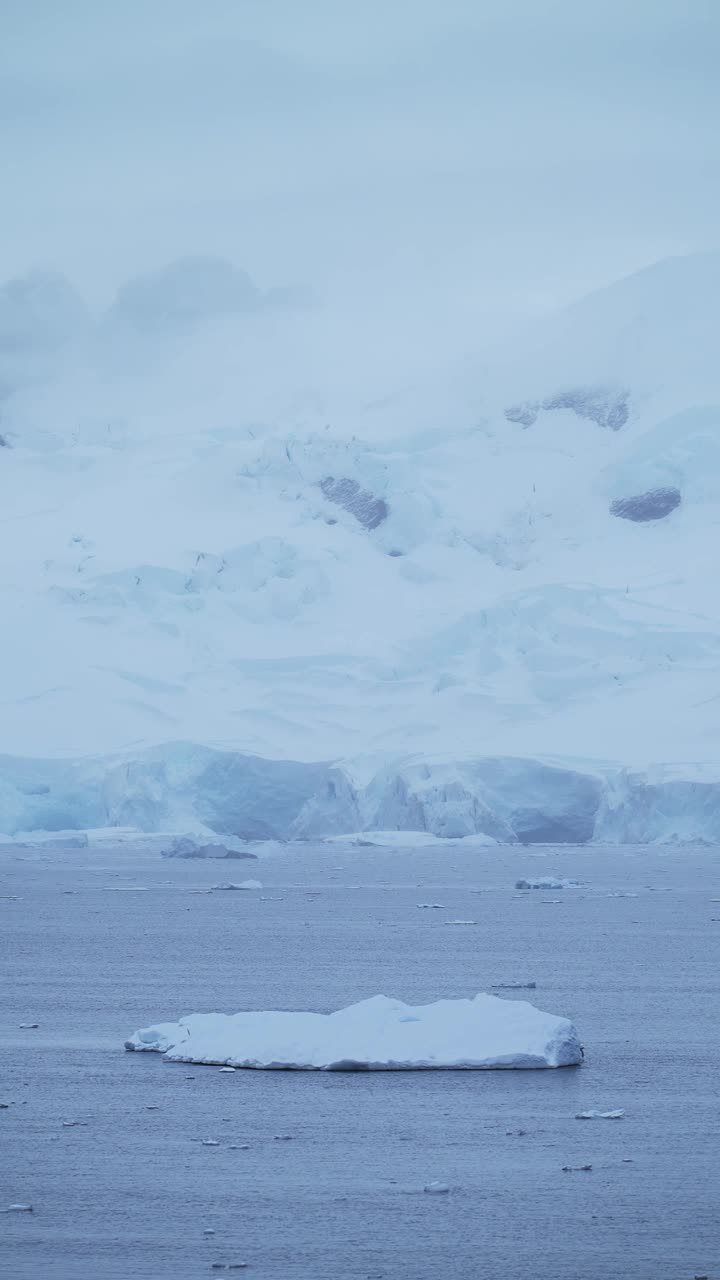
[19,1023,39,1029]
[201,1139,220,1147]
[62,1120,88,1127]
[505,1129,528,1136]
[443,919,478,925]
[515,878,580,890]
[0,1102,9,1108]
[5,1203,33,1212]
[423,1181,450,1194]
[260,896,284,901]
[562,1164,592,1172]
[101,886,149,891]
[219,1067,236,1073]
[417,904,446,909]
[492,982,536,990]
[210,881,262,892]
[228,1144,250,1150]
[204,1229,215,1235]
[576,1109,624,1120]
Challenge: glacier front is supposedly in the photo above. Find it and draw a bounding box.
[125,993,582,1070]
[3,745,720,845]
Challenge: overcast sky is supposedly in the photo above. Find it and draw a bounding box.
[2,0,718,331]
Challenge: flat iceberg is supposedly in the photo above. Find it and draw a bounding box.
[576,1108,624,1119]
[515,877,580,890]
[209,880,262,891]
[125,993,582,1070]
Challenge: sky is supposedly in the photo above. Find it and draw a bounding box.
[1,0,719,342]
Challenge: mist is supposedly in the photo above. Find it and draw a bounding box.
[2,0,718,365]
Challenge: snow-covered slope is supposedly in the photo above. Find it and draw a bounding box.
[1,251,719,839]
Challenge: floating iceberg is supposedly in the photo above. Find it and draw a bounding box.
[209,880,262,891]
[162,836,258,860]
[125,993,582,1070]
[576,1109,624,1119]
[515,877,580,890]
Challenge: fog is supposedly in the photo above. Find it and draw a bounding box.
[2,0,718,360]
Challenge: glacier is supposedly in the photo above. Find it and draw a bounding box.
[124,993,582,1070]
[1,250,720,842]
[2,744,720,845]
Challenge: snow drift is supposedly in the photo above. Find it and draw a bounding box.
[125,993,582,1070]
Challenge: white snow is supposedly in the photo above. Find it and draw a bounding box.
[124,992,582,1070]
[209,880,262,891]
[515,877,580,890]
[323,831,497,848]
[576,1109,624,1119]
[2,250,720,842]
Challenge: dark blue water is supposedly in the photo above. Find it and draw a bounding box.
[2,841,719,1279]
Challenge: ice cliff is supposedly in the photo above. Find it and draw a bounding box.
[2,745,720,845]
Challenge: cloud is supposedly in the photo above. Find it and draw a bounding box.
[1,0,718,335]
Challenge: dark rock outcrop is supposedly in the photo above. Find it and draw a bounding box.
[610,487,681,522]
[505,387,629,431]
[541,387,629,430]
[505,402,539,427]
[319,477,388,530]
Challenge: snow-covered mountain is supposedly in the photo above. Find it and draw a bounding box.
[1,251,719,840]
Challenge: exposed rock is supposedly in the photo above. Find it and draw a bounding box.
[505,402,539,427]
[505,387,629,430]
[610,487,681,522]
[542,387,629,429]
[319,477,388,530]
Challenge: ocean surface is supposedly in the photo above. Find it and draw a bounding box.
[2,839,719,1279]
